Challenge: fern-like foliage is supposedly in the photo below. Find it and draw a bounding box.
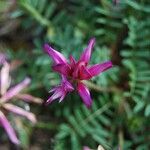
[120,3,150,149]
[94,0,125,45]
[18,0,71,38]
[1,0,150,149]
[122,16,150,116]
[54,95,113,150]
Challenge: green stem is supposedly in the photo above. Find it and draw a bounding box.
[82,103,111,125]
[19,0,51,27]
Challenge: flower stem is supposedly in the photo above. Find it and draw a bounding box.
[84,81,121,93]
[34,122,58,130]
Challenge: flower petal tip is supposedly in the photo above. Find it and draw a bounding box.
[29,114,37,124]
[24,77,31,85]
[43,43,53,54]
[44,43,67,64]
[90,37,96,43]
[45,100,51,106]
[89,37,96,48]
[80,37,96,63]
[85,104,92,109]
[77,82,92,108]
[43,43,50,52]
[106,61,113,69]
[108,61,113,66]
[11,138,20,145]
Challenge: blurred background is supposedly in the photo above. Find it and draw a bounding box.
[0,0,150,149]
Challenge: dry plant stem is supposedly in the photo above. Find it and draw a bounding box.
[84,80,121,93]
[118,129,124,150]
[34,121,58,130]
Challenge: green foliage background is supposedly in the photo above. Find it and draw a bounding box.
[0,0,150,149]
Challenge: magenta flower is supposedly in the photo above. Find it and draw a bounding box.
[44,38,112,108]
[0,61,42,145]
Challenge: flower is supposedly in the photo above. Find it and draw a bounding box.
[83,146,91,150]
[44,38,112,108]
[0,61,42,145]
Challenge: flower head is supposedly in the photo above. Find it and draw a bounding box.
[44,38,112,108]
[0,61,42,144]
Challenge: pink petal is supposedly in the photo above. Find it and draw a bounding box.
[0,111,19,145]
[79,65,92,80]
[83,146,91,150]
[72,65,79,79]
[61,74,67,82]
[72,61,86,79]
[88,61,113,77]
[49,87,58,93]
[46,76,74,105]
[0,53,6,64]
[52,63,71,76]
[46,75,74,105]
[59,94,66,103]
[46,87,64,104]
[80,38,95,63]
[61,75,74,91]
[15,94,43,104]
[0,62,11,95]
[1,77,31,102]
[44,44,67,64]
[64,82,74,91]
[77,82,92,108]
[3,103,37,124]
[69,55,76,67]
